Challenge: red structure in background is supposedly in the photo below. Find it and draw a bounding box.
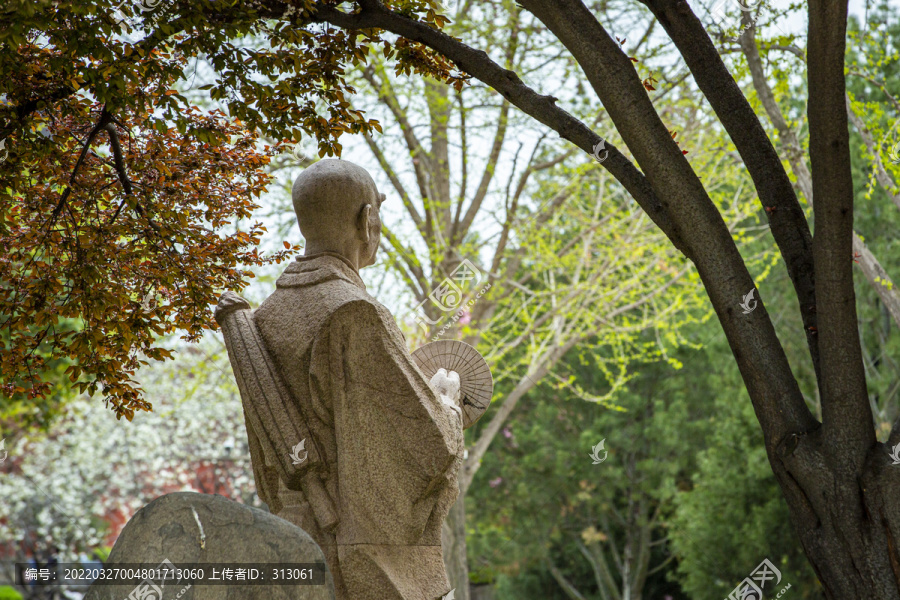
[101,458,246,547]
[0,455,250,561]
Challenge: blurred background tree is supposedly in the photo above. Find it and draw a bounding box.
[3,0,900,597]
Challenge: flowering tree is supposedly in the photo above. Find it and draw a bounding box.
[0,337,254,590]
[6,0,900,591]
[0,21,295,419]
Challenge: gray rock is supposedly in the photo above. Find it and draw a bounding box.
[84,492,335,600]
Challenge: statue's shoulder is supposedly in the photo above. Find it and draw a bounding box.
[257,277,375,322]
[256,256,376,320]
[254,254,407,350]
[326,294,385,321]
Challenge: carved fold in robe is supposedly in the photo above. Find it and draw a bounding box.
[252,253,464,600]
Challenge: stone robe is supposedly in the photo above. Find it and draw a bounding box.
[252,252,464,600]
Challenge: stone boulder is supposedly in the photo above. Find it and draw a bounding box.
[85,492,335,600]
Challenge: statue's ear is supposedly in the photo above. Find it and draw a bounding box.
[357,204,372,242]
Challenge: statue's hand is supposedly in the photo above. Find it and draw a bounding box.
[431,368,462,418]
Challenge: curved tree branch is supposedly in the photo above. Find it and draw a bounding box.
[311,2,686,257]
[381,224,428,298]
[506,0,815,444]
[638,0,820,385]
[362,132,426,234]
[452,99,509,245]
[360,64,436,241]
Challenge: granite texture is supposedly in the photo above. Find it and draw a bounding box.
[84,492,336,600]
[216,160,465,600]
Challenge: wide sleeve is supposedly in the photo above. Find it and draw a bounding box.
[308,298,464,546]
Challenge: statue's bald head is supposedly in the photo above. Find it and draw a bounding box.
[292,159,385,269]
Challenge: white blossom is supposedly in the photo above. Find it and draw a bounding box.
[0,334,257,562]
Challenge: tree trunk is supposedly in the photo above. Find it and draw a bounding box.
[443,494,470,600]
[775,435,900,597]
[315,0,900,592]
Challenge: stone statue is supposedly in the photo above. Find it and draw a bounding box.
[215,159,465,600]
